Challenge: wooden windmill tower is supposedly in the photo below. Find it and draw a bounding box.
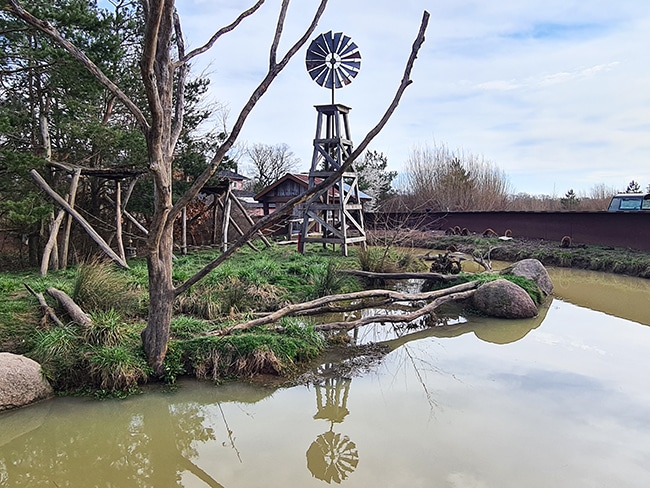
[298,31,367,256]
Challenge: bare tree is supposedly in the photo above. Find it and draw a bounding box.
[404,142,511,211]
[246,142,300,192]
[6,0,429,375]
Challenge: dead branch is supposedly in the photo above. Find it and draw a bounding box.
[46,287,92,327]
[339,269,457,283]
[473,247,497,272]
[174,10,430,297]
[24,283,65,327]
[294,298,395,316]
[210,280,477,336]
[313,289,476,331]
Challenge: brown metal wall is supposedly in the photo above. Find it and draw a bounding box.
[366,211,650,252]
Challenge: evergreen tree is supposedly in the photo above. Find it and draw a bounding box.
[561,189,580,209]
[355,150,397,210]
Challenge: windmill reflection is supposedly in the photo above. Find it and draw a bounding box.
[306,364,359,484]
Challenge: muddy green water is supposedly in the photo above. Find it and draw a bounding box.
[2,267,650,487]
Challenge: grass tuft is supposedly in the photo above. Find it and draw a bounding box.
[86,345,150,392]
[73,258,142,315]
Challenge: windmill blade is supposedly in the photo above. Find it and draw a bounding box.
[305,31,362,92]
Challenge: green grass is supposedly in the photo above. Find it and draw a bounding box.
[0,242,446,393]
[0,244,360,391]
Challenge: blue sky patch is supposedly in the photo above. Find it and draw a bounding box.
[507,22,608,41]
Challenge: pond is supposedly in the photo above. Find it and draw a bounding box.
[1,266,650,487]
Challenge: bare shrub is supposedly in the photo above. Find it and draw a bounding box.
[404,142,511,211]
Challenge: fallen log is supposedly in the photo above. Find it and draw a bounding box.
[24,283,65,327]
[313,289,476,331]
[339,269,458,282]
[46,287,93,327]
[210,281,478,336]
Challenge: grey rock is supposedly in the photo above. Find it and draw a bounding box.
[0,353,53,412]
[472,279,538,319]
[500,258,553,296]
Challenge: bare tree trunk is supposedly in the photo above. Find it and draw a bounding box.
[141,226,175,376]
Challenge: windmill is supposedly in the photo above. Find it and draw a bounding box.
[299,31,367,256]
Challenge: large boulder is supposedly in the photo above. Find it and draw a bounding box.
[472,279,538,319]
[500,258,553,296]
[0,353,53,411]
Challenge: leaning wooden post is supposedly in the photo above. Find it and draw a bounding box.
[40,209,65,276]
[115,179,126,264]
[30,170,128,268]
[42,168,82,274]
[60,168,81,269]
[181,206,187,256]
[221,183,232,252]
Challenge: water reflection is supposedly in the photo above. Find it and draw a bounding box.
[3,267,650,487]
[548,267,650,325]
[0,383,277,487]
[307,365,358,483]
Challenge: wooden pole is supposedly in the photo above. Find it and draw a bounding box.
[60,168,81,269]
[221,184,232,252]
[115,179,126,264]
[104,195,149,235]
[40,209,66,276]
[181,206,187,256]
[30,169,128,268]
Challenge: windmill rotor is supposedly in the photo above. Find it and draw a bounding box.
[306,31,361,103]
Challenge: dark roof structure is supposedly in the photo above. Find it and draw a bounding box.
[254,173,371,203]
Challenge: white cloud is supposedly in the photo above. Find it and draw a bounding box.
[172,0,650,195]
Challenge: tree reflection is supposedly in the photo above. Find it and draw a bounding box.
[0,395,225,487]
[306,364,359,484]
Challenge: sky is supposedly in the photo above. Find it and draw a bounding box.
[173,0,650,196]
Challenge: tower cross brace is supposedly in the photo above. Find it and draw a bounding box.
[299,104,367,256]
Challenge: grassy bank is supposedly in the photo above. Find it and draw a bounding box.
[0,243,425,395]
[5,233,640,397]
[369,231,650,279]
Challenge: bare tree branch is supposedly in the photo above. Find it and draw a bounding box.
[182,0,266,63]
[170,9,187,149]
[314,290,475,332]
[210,280,477,335]
[174,10,430,297]
[24,283,65,328]
[270,0,290,67]
[167,0,329,224]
